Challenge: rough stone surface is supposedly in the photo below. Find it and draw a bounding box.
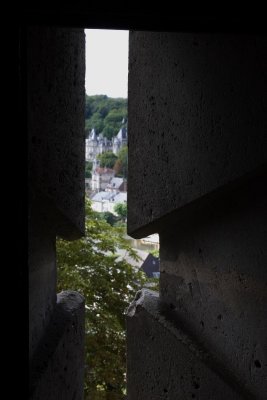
[29,192,57,362]
[127,31,267,400]
[159,181,267,399]
[28,27,86,400]
[128,31,267,237]
[127,289,247,399]
[30,291,85,400]
[28,27,85,240]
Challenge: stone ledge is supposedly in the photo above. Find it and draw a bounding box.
[30,291,85,400]
[126,289,255,399]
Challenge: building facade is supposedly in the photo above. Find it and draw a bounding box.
[85,126,127,162]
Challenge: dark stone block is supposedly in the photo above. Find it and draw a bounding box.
[128,31,267,237]
[127,289,250,399]
[28,27,85,239]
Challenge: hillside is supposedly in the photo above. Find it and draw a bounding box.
[85,94,127,139]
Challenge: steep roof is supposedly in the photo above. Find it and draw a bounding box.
[140,254,160,278]
[106,177,124,190]
[113,192,127,203]
[94,167,114,175]
[89,128,97,140]
[91,191,114,202]
[91,191,127,204]
[117,127,127,140]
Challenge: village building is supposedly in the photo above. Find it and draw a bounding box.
[91,165,115,192]
[85,126,127,162]
[140,253,160,278]
[91,190,127,214]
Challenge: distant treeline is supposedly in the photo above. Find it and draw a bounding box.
[85,94,127,139]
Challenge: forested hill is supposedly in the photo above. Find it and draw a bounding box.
[85,94,127,140]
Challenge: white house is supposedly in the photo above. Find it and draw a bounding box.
[105,177,125,192]
[91,165,115,192]
[91,191,127,214]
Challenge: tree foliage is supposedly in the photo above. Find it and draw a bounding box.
[98,211,119,226]
[114,146,128,178]
[97,151,118,169]
[149,248,160,258]
[114,203,127,221]
[85,95,127,139]
[85,161,93,178]
[56,199,146,399]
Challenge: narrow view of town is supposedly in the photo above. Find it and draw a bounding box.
[85,122,160,279]
[28,25,267,400]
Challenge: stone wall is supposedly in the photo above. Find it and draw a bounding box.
[127,289,249,399]
[127,31,267,399]
[28,27,85,399]
[26,21,267,400]
[128,32,267,238]
[28,27,85,240]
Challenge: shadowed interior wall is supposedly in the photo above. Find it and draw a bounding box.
[128,32,267,238]
[159,180,267,398]
[25,17,267,400]
[127,31,267,399]
[28,27,85,400]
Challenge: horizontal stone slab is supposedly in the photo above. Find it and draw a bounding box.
[127,32,267,237]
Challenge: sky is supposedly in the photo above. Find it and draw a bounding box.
[85,29,129,99]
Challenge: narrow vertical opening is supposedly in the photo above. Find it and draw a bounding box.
[56,28,159,399]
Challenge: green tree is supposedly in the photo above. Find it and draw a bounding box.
[104,109,126,125]
[86,112,105,135]
[149,248,159,258]
[115,146,128,178]
[113,159,122,177]
[102,124,118,140]
[97,151,118,169]
[114,203,127,222]
[85,161,93,178]
[85,95,109,119]
[57,199,146,399]
[85,95,127,138]
[99,211,118,226]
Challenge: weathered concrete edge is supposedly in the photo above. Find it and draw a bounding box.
[29,290,85,395]
[29,185,85,240]
[126,288,256,400]
[127,163,267,238]
[127,289,211,360]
